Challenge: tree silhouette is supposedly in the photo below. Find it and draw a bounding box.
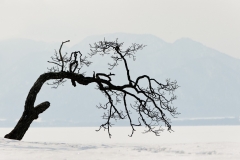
[4,39,179,140]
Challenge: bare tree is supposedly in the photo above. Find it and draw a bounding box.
[4,39,179,140]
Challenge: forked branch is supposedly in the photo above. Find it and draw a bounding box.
[89,39,179,137]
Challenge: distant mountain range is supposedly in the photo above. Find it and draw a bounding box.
[0,33,240,127]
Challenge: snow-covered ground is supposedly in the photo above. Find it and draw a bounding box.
[0,126,240,160]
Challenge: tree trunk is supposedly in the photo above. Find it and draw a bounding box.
[4,72,94,140]
[4,102,50,140]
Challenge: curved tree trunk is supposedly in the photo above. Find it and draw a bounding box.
[4,72,94,140]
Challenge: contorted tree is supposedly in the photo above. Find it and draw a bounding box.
[4,39,179,140]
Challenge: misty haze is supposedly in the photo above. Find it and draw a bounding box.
[1,0,240,159]
[1,33,239,127]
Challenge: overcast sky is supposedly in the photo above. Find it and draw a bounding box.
[0,0,240,59]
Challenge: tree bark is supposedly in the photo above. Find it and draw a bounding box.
[4,102,50,140]
[4,71,94,140]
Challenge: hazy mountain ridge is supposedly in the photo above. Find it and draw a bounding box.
[0,33,240,127]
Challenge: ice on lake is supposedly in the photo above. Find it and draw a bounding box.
[0,126,240,160]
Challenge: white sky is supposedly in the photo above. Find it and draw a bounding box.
[0,0,240,59]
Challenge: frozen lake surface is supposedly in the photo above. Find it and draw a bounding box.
[0,126,240,159]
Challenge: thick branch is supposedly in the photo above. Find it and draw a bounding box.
[24,72,94,111]
[35,101,50,114]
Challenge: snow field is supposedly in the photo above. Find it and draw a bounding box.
[0,126,240,160]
